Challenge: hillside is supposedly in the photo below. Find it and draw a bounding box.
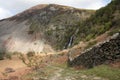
[72,0,120,45]
[0,4,94,54]
[67,0,120,68]
[0,0,120,80]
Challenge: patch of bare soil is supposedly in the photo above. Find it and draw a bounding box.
[0,55,28,79]
[95,32,109,42]
[0,56,26,72]
[109,60,120,68]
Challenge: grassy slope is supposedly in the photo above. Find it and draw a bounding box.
[73,0,120,45]
[21,62,120,80]
[26,5,95,50]
[80,65,120,80]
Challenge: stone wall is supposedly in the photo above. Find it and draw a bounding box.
[68,33,120,68]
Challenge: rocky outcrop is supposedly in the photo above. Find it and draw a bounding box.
[68,33,120,68]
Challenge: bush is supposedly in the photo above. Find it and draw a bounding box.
[0,52,5,60]
[19,51,42,70]
[13,51,22,55]
[5,53,12,60]
[108,29,120,36]
[27,51,35,57]
[85,34,95,41]
[104,22,112,30]
[0,52,13,60]
[18,53,26,65]
[85,41,97,49]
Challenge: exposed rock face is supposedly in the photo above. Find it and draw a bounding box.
[0,20,45,53]
[0,4,94,53]
[68,33,120,68]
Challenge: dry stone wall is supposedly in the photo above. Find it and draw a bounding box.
[68,33,120,68]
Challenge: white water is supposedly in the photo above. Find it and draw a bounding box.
[68,35,74,48]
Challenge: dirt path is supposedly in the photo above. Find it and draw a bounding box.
[47,65,108,80]
[49,67,63,80]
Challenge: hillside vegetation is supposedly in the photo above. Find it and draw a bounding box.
[0,0,120,80]
[27,4,94,50]
[73,0,120,45]
[0,4,95,54]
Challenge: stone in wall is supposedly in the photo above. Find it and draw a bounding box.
[69,33,120,68]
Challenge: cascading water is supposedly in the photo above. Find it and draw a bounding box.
[68,35,74,48]
[64,35,74,49]
[64,29,79,49]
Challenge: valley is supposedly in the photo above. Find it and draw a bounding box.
[0,0,120,80]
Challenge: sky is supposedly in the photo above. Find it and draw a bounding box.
[0,0,111,20]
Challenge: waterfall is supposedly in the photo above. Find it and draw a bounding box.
[68,36,74,48]
[64,29,79,49]
[64,35,74,49]
[68,29,79,48]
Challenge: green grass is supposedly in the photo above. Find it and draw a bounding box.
[80,65,120,80]
[21,65,56,80]
[85,41,97,49]
[61,65,120,80]
[21,62,120,80]
[108,28,120,36]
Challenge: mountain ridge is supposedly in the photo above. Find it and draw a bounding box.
[0,4,95,53]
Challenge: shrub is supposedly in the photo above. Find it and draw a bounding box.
[19,53,27,65]
[85,34,95,41]
[85,41,97,49]
[108,29,120,36]
[27,51,35,57]
[104,22,112,30]
[0,52,13,60]
[46,30,53,36]
[13,51,22,55]
[0,52,5,60]
[19,51,42,70]
[5,53,12,60]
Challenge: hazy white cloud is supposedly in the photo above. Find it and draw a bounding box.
[0,0,111,20]
[0,8,12,19]
[85,1,105,9]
